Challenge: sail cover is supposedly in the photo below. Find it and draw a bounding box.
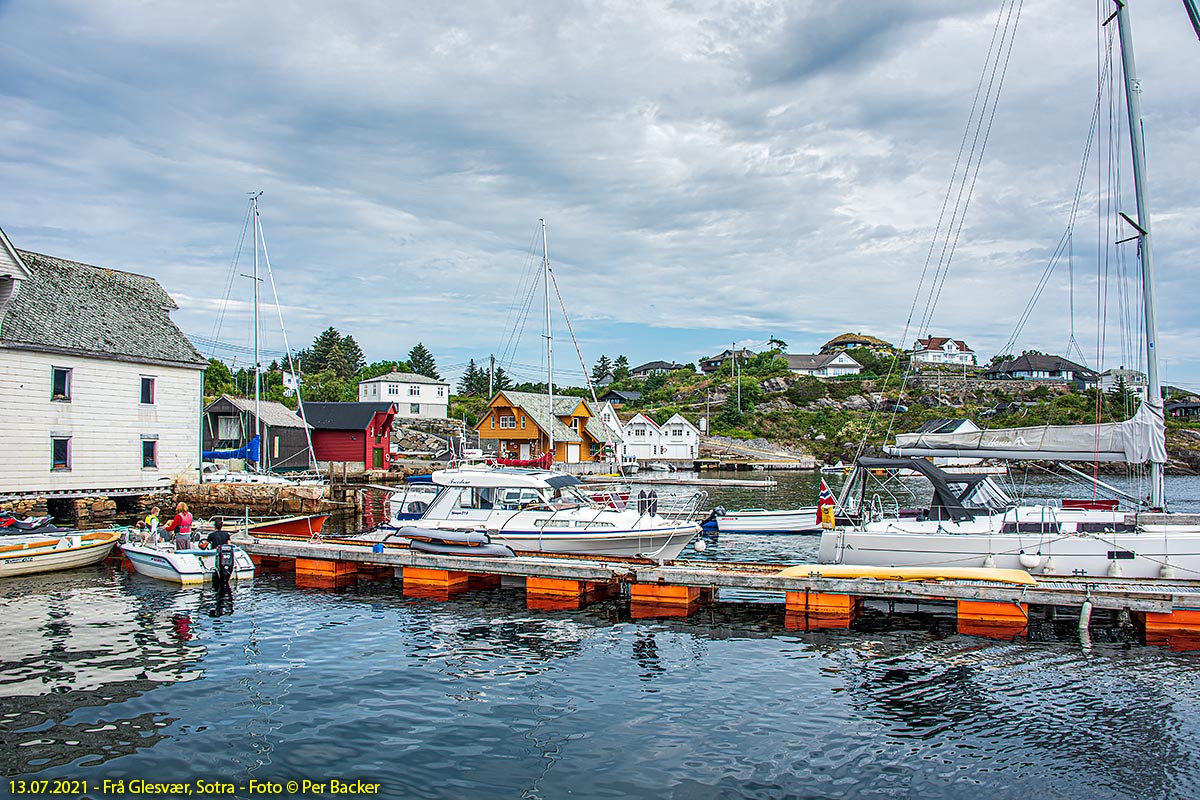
[203,435,261,463]
[887,401,1166,464]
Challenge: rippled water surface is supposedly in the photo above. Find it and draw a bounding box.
[5,556,1200,800]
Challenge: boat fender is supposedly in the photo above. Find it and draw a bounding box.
[1159,560,1176,579]
[1041,556,1056,575]
[983,553,996,569]
[372,543,385,553]
[693,539,707,553]
[1018,551,1042,569]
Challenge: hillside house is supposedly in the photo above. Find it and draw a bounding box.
[912,336,976,366]
[784,352,862,378]
[1100,368,1149,399]
[599,389,641,407]
[0,232,207,494]
[819,333,894,355]
[631,360,688,379]
[983,353,1097,389]
[699,348,756,373]
[302,401,396,472]
[358,372,449,419]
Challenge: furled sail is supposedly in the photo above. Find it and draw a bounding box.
[886,401,1166,464]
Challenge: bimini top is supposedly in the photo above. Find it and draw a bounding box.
[430,467,582,490]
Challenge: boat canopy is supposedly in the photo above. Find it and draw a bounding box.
[887,401,1166,464]
[430,467,582,490]
[853,457,1013,521]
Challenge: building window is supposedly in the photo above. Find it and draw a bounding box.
[217,415,240,441]
[51,367,72,401]
[410,403,420,415]
[388,385,398,395]
[499,415,516,429]
[409,386,420,396]
[142,439,158,469]
[521,415,526,429]
[437,387,445,397]
[140,376,156,404]
[51,437,70,471]
[490,416,495,429]
[571,417,580,431]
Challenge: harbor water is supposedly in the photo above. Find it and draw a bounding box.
[5,473,1200,799]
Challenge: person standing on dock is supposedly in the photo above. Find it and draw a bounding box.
[163,502,194,550]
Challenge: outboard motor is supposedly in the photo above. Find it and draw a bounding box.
[699,506,726,531]
[215,544,237,585]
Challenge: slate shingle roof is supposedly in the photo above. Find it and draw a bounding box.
[208,395,311,429]
[983,353,1096,378]
[302,402,396,430]
[1,250,206,367]
[359,371,448,386]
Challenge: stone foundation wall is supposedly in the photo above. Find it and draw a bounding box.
[173,482,331,518]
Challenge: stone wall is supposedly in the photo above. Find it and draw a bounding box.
[173,482,331,518]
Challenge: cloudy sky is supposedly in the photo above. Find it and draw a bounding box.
[2,0,1197,389]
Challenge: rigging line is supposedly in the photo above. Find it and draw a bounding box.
[208,199,255,358]
[255,203,318,469]
[497,223,545,366]
[917,0,1022,338]
[922,0,1025,336]
[900,0,1013,349]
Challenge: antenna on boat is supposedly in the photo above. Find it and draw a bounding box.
[542,219,554,467]
[1113,1,1166,510]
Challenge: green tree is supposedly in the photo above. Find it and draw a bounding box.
[361,360,404,381]
[592,354,613,384]
[204,358,234,397]
[492,366,512,391]
[301,369,355,402]
[458,359,484,395]
[407,342,440,379]
[612,355,630,381]
[304,327,364,378]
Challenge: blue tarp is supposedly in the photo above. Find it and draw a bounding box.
[203,435,260,463]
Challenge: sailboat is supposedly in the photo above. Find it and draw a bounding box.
[818,1,1200,580]
[201,194,322,486]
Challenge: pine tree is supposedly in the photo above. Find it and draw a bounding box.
[459,359,482,394]
[407,342,441,379]
[591,355,613,384]
[612,355,630,381]
[339,334,365,377]
[492,366,512,391]
[307,327,342,374]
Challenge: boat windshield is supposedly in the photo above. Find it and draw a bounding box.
[953,478,1014,512]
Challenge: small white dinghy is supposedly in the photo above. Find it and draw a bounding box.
[0,530,121,578]
[121,541,255,585]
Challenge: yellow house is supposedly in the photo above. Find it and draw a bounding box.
[476,390,614,464]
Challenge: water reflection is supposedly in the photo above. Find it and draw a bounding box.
[0,568,204,774]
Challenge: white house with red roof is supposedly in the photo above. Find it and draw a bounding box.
[912,336,976,366]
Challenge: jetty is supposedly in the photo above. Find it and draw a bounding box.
[235,533,1200,648]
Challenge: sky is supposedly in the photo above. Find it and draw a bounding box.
[1,0,1197,390]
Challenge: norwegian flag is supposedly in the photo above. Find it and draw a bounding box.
[815,479,835,524]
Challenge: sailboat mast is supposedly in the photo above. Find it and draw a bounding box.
[1115,1,1165,509]
[252,193,263,469]
[542,219,554,464]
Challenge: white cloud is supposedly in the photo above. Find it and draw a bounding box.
[1,0,1197,388]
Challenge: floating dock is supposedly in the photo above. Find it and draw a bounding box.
[234,533,1200,649]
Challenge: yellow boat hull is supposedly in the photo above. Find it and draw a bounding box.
[777,564,1036,585]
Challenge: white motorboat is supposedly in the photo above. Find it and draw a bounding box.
[372,466,704,561]
[121,541,255,585]
[712,507,823,534]
[0,530,121,578]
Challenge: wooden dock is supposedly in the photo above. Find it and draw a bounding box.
[234,533,1200,647]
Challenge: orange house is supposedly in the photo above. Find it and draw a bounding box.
[476,390,613,464]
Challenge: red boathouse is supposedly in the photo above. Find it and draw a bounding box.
[302,402,397,472]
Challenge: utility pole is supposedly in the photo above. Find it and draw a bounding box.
[489,354,495,397]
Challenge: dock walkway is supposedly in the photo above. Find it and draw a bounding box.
[234,534,1200,647]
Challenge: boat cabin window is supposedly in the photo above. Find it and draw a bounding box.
[454,488,495,510]
[495,489,543,510]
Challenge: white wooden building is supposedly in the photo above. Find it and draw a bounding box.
[618,412,699,462]
[0,231,208,494]
[912,336,976,366]
[784,352,863,378]
[358,371,449,419]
